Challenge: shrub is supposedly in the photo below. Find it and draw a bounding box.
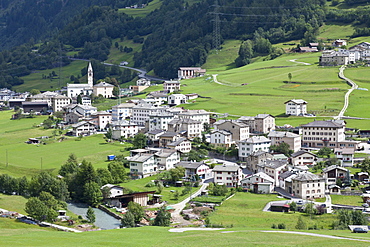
[278,223,286,229]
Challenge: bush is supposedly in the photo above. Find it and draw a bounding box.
[145,181,155,187]
[271,224,277,229]
[278,223,286,229]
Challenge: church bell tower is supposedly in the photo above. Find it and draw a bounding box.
[87,62,93,87]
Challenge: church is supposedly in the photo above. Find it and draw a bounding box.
[67,62,94,98]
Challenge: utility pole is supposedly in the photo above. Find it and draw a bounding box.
[212,0,221,53]
[40,157,43,170]
[6,149,8,167]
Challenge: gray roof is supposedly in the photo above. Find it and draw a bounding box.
[291,150,317,158]
[211,129,232,136]
[279,171,295,180]
[72,121,95,128]
[128,154,154,163]
[167,137,189,147]
[212,164,240,172]
[214,120,248,128]
[147,129,165,135]
[159,131,179,138]
[259,160,287,169]
[242,172,275,183]
[155,149,177,158]
[291,172,324,182]
[268,131,300,138]
[169,118,202,124]
[238,116,255,121]
[255,114,274,119]
[301,120,344,128]
[284,99,307,104]
[94,82,114,87]
[322,165,348,173]
[239,136,271,144]
[176,161,206,169]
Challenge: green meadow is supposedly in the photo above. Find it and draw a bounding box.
[118,0,163,18]
[0,111,130,178]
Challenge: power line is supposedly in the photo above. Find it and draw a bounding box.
[212,0,221,52]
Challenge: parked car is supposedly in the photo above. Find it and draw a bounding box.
[353,227,368,233]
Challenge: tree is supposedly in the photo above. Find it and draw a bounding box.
[269,142,293,157]
[25,197,49,221]
[30,89,40,96]
[304,203,318,219]
[289,201,297,213]
[108,161,127,183]
[83,182,102,207]
[127,201,144,224]
[153,206,171,226]
[121,211,135,228]
[113,86,120,97]
[295,216,306,230]
[288,73,292,82]
[86,206,96,223]
[104,127,113,141]
[77,94,82,104]
[59,153,79,177]
[96,168,113,185]
[317,147,332,158]
[235,40,253,67]
[132,133,147,149]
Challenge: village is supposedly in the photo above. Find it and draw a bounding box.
[1,48,370,233]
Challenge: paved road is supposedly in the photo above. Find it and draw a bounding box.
[169,183,208,226]
[335,65,358,120]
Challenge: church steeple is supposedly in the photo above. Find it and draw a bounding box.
[87,62,93,87]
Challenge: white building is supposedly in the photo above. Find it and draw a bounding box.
[176,161,211,180]
[257,159,288,185]
[167,137,192,153]
[284,99,307,116]
[131,103,166,126]
[288,172,325,199]
[213,164,243,187]
[210,129,233,148]
[101,184,124,198]
[178,67,206,79]
[167,118,203,139]
[168,94,187,106]
[148,111,175,131]
[128,154,157,179]
[155,149,180,171]
[91,111,112,130]
[177,109,210,125]
[111,120,139,139]
[67,62,94,98]
[71,121,96,136]
[93,81,114,98]
[334,148,355,167]
[267,131,301,152]
[240,172,275,193]
[112,103,136,121]
[238,136,271,161]
[290,150,317,166]
[163,80,180,92]
[213,120,249,143]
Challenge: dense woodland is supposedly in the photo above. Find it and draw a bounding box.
[1,0,370,86]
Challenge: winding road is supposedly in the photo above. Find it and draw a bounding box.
[335,65,358,120]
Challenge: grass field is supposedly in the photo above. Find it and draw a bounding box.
[315,195,363,206]
[0,111,130,178]
[0,217,369,247]
[208,192,335,230]
[13,60,88,92]
[118,0,162,18]
[106,38,144,66]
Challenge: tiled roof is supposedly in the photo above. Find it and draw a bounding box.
[212,164,240,172]
[291,172,324,181]
[301,120,344,128]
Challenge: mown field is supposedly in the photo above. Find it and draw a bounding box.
[0,217,369,247]
[0,111,130,178]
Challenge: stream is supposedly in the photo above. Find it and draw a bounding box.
[67,203,121,230]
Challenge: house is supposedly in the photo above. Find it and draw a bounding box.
[158,132,182,148]
[177,109,210,125]
[268,131,301,152]
[319,49,349,66]
[128,154,157,179]
[129,85,149,93]
[212,164,243,187]
[298,47,318,52]
[67,62,94,98]
[163,80,180,92]
[101,184,125,198]
[167,137,192,153]
[111,103,136,121]
[185,93,198,101]
[148,111,175,131]
[136,78,151,86]
[278,170,296,189]
[287,172,326,199]
[168,94,187,106]
[146,129,165,146]
[284,99,307,116]
[65,111,83,124]
[93,81,114,98]
[131,103,167,126]
[240,172,275,193]
[210,129,233,148]
[106,191,156,208]
[155,149,180,171]
[238,114,275,134]
[176,161,211,180]
[91,111,111,130]
[332,39,347,47]
[257,159,288,185]
[167,118,203,139]
[146,91,167,106]
[290,150,317,166]
[238,136,271,161]
[72,104,97,118]
[71,121,96,136]
[334,148,355,167]
[322,165,349,187]
[244,151,273,173]
[358,172,369,182]
[111,120,139,139]
[213,120,250,143]
[22,101,49,114]
[51,95,71,113]
[178,67,206,79]
[81,95,91,106]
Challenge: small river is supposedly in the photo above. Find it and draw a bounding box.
[67,203,121,230]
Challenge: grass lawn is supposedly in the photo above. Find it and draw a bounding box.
[202,40,240,72]
[192,195,225,203]
[119,176,195,203]
[0,111,130,178]
[318,23,355,40]
[0,218,368,247]
[0,194,28,214]
[118,0,162,18]
[208,192,336,230]
[13,60,88,92]
[315,195,363,206]
[106,38,143,66]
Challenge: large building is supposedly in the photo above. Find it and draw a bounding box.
[213,120,250,143]
[213,164,243,187]
[178,67,206,79]
[238,136,271,161]
[67,62,94,98]
[267,131,301,152]
[93,81,114,98]
[286,172,326,199]
[238,114,275,134]
[284,99,307,116]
